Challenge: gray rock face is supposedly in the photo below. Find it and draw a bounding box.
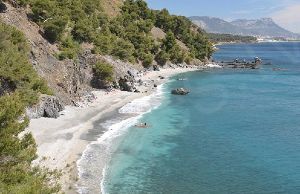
[118,76,135,92]
[153,65,160,71]
[26,95,64,119]
[171,88,190,95]
[127,69,139,79]
[0,2,7,13]
[0,78,16,96]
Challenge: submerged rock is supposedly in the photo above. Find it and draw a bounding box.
[26,94,65,119]
[171,88,190,95]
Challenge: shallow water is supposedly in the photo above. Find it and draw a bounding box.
[103,42,300,194]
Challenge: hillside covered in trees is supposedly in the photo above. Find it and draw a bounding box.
[10,0,213,66]
[207,33,257,43]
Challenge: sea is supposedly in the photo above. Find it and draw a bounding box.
[78,42,300,194]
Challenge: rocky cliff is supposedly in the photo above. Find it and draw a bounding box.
[0,3,91,105]
[0,1,209,119]
[0,2,139,104]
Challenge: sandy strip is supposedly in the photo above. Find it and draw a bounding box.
[27,67,202,193]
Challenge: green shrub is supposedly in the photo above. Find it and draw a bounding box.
[141,53,154,68]
[111,39,135,61]
[184,54,193,64]
[43,17,67,43]
[72,17,95,42]
[93,30,114,55]
[155,50,169,66]
[169,45,186,64]
[0,23,51,98]
[58,36,81,60]
[93,61,114,82]
[161,31,177,52]
[30,0,57,23]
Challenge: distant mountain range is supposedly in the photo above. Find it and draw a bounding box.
[189,16,300,39]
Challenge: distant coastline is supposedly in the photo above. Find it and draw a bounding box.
[214,39,300,47]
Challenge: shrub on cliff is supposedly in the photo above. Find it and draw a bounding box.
[111,39,135,62]
[93,61,114,83]
[0,22,51,99]
[155,50,169,66]
[43,16,67,43]
[141,53,154,68]
[93,32,114,55]
[58,36,81,60]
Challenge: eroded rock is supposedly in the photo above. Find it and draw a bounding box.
[0,2,7,13]
[26,94,64,119]
[118,76,135,92]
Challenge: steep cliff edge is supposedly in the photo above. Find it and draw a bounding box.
[0,3,93,105]
[0,2,135,106]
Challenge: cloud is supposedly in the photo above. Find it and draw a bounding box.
[272,3,300,33]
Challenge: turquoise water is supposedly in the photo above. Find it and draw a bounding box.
[103,43,300,194]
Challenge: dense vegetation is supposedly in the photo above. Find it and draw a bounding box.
[207,33,257,43]
[15,0,213,66]
[93,61,114,83]
[0,21,59,193]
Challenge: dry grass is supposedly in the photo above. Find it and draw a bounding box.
[151,27,166,40]
[101,0,123,17]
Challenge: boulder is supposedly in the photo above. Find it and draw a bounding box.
[118,76,135,92]
[127,69,139,79]
[26,95,65,119]
[0,2,7,13]
[153,65,160,71]
[171,88,190,95]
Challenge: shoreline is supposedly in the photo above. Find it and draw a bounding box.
[27,66,203,193]
[77,81,168,194]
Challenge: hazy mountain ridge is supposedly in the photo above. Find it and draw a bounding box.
[190,16,300,39]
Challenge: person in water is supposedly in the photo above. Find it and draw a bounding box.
[135,123,148,128]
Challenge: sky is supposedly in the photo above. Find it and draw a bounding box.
[145,0,300,33]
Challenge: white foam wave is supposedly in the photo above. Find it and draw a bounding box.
[119,85,164,114]
[206,63,222,68]
[77,84,165,194]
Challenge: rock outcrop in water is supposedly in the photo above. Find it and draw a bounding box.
[171,88,190,95]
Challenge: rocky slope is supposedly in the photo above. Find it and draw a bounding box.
[0,2,143,105]
[190,16,300,39]
[0,1,208,119]
[0,3,91,105]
